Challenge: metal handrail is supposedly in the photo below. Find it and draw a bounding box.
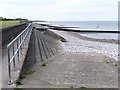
[7,23,32,84]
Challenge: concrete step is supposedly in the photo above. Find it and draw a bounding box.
[42,32,59,53]
[35,29,59,61]
[22,28,60,75]
[38,32,51,59]
[36,30,47,60]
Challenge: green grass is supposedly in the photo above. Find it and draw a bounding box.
[79,84,87,89]
[15,80,22,85]
[20,70,36,79]
[41,63,46,67]
[0,20,23,27]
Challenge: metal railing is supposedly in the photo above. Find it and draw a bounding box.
[7,23,32,83]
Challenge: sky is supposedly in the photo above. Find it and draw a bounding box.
[0,0,119,21]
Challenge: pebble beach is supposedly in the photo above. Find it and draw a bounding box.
[51,29,118,61]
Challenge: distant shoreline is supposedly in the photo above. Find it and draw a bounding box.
[68,32,119,44]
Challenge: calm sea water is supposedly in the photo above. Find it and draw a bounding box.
[48,21,118,30]
[80,33,119,40]
[47,21,119,40]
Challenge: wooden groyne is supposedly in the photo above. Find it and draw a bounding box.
[40,24,120,33]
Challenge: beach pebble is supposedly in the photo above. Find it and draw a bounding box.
[52,30,118,61]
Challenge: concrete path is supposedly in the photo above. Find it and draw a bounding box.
[2,44,10,88]
[18,28,118,88]
[19,52,118,88]
[0,45,2,89]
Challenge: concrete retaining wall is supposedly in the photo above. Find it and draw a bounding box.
[45,29,67,42]
[1,23,28,45]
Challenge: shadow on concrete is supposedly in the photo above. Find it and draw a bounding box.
[21,28,36,72]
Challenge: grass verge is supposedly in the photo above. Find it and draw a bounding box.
[20,70,35,79]
[0,20,24,27]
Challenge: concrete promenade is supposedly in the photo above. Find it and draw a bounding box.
[18,24,118,89]
[1,23,118,89]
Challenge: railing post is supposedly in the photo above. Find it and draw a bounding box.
[25,30,27,45]
[20,35,22,54]
[12,43,15,71]
[7,47,11,84]
[22,33,24,48]
[17,38,19,61]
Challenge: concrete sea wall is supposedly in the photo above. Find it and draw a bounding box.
[1,23,28,45]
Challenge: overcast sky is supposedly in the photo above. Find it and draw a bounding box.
[0,0,119,21]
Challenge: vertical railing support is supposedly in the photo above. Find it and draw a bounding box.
[7,47,11,84]
[12,43,15,71]
[17,38,19,61]
[20,35,22,54]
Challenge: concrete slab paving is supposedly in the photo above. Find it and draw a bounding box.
[19,52,118,88]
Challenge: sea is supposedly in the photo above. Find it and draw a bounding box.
[46,21,119,40]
